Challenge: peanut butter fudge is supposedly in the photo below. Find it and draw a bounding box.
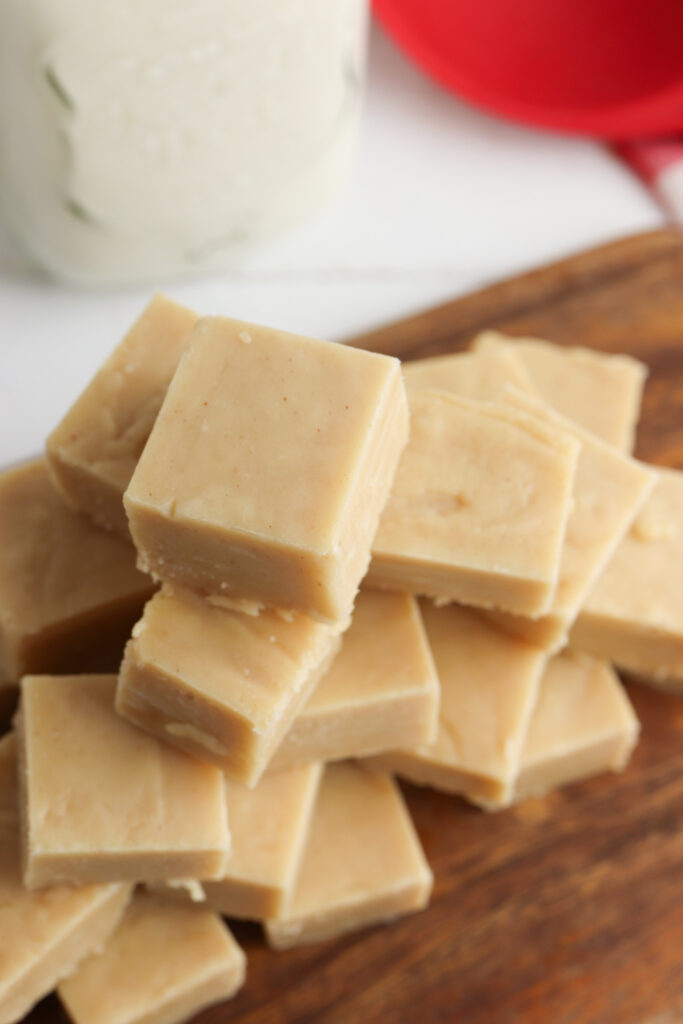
[402,344,532,399]
[47,295,198,537]
[17,674,230,888]
[58,892,246,1024]
[514,652,639,802]
[372,602,547,809]
[117,586,341,786]
[368,390,580,617]
[0,734,131,1024]
[473,331,647,452]
[0,460,154,690]
[265,762,432,949]
[125,317,408,624]
[570,468,683,690]
[270,591,439,772]
[483,390,655,650]
[204,763,321,920]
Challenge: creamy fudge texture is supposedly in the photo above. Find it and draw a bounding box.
[483,389,655,650]
[58,892,246,1024]
[402,343,532,399]
[270,590,439,771]
[47,295,198,537]
[0,734,131,1024]
[371,602,547,809]
[117,585,341,786]
[0,460,154,689]
[124,317,408,624]
[473,331,647,452]
[17,674,230,888]
[203,763,321,920]
[570,468,683,690]
[514,652,639,802]
[368,390,580,617]
[265,762,432,949]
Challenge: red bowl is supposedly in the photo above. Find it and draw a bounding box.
[374,0,683,138]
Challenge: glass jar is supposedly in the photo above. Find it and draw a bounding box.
[0,0,368,285]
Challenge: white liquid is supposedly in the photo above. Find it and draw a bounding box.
[0,0,367,285]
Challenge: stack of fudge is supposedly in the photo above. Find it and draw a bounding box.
[0,296,681,1024]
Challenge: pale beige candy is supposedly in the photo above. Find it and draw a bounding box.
[265,762,432,949]
[482,389,655,650]
[371,602,547,808]
[473,331,647,452]
[402,344,533,399]
[270,591,439,771]
[125,317,408,625]
[0,734,132,1024]
[0,460,154,696]
[47,295,199,538]
[145,880,206,905]
[58,892,246,1024]
[368,390,580,617]
[116,585,341,787]
[570,468,683,691]
[203,763,321,920]
[513,652,639,802]
[17,674,230,888]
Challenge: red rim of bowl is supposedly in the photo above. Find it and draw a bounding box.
[373,0,683,139]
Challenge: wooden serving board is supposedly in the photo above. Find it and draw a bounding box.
[29,230,683,1024]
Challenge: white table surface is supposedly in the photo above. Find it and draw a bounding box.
[0,25,664,465]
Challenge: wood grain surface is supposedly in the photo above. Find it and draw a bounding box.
[27,230,683,1024]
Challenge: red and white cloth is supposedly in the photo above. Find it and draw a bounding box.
[616,139,683,223]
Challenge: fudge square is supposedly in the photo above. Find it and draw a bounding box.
[203,763,321,921]
[0,734,131,1024]
[513,652,639,803]
[117,585,341,787]
[17,674,230,888]
[265,762,432,949]
[402,342,533,401]
[570,468,683,691]
[47,294,198,538]
[371,602,547,810]
[473,331,647,453]
[269,590,439,772]
[368,390,580,617]
[58,892,246,1024]
[0,460,154,691]
[482,389,655,651]
[125,317,408,624]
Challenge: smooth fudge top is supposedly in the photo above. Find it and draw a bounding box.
[124,317,407,621]
[47,296,198,498]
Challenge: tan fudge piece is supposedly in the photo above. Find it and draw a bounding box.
[117,586,341,786]
[270,591,439,771]
[570,468,683,690]
[368,390,579,616]
[58,892,246,1024]
[125,317,408,625]
[0,460,154,692]
[473,331,647,452]
[0,734,131,1024]
[203,764,321,920]
[17,674,230,888]
[482,389,655,650]
[372,602,547,808]
[265,762,432,949]
[47,295,198,538]
[514,652,639,802]
[402,344,533,399]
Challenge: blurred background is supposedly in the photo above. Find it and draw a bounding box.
[0,9,676,463]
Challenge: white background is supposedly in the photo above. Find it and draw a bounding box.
[0,25,664,465]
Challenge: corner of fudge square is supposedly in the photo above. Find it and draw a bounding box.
[124,317,408,624]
